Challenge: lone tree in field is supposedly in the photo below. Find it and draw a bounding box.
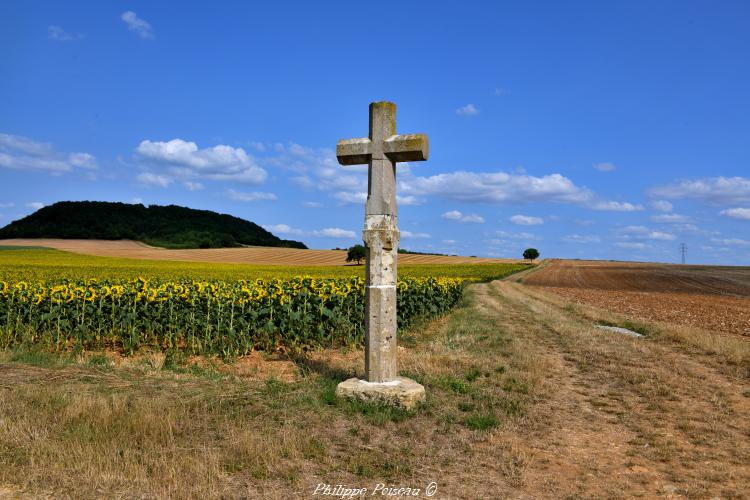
[523,248,540,262]
[346,244,366,265]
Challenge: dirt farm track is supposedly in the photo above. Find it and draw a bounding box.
[523,260,750,337]
[0,238,519,266]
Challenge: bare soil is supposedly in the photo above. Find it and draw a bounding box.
[0,239,518,266]
[523,259,750,336]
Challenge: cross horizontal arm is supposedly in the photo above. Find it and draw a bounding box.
[337,138,372,165]
[384,134,429,162]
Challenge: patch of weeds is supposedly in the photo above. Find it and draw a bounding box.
[499,397,525,418]
[465,368,482,382]
[399,331,418,348]
[486,333,511,350]
[457,401,475,412]
[187,363,222,379]
[442,412,457,425]
[318,378,339,406]
[400,371,426,386]
[9,347,68,368]
[249,465,270,480]
[564,303,579,314]
[160,350,222,379]
[343,399,414,425]
[262,378,291,398]
[495,365,506,374]
[502,376,530,394]
[349,450,413,480]
[223,460,245,473]
[300,437,327,460]
[87,354,111,368]
[162,349,187,372]
[464,413,499,430]
[435,375,471,394]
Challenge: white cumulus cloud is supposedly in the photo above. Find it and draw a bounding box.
[589,200,644,212]
[494,230,542,241]
[562,234,601,244]
[262,224,356,239]
[456,104,479,116]
[135,138,267,185]
[121,11,154,39]
[136,172,172,188]
[650,200,673,212]
[0,133,97,173]
[719,207,750,220]
[400,171,641,211]
[593,162,616,172]
[401,230,431,239]
[48,26,82,41]
[650,214,691,223]
[441,210,484,223]
[510,214,544,226]
[227,189,277,202]
[650,176,750,204]
[620,225,675,241]
[710,237,750,247]
[26,202,45,210]
[616,242,648,250]
[313,228,356,239]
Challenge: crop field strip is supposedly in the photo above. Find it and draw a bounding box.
[0,239,520,266]
[523,259,750,337]
[0,248,528,282]
[0,248,529,356]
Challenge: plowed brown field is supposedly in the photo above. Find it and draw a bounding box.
[523,260,750,336]
[0,238,519,266]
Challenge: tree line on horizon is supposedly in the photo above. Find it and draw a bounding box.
[0,201,307,250]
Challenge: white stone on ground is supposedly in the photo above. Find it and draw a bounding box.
[595,325,643,338]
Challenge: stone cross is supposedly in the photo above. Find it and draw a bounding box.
[334,101,428,409]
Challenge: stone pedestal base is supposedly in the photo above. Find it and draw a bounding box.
[335,377,425,410]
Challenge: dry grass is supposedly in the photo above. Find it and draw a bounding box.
[0,239,519,266]
[1,280,749,498]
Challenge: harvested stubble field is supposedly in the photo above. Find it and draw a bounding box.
[522,259,750,337]
[0,239,520,266]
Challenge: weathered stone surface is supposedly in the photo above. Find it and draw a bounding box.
[335,101,429,405]
[363,285,397,381]
[384,134,429,162]
[361,214,399,382]
[335,377,426,410]
[336,138,372,166]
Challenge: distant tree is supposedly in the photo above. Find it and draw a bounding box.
[523,248,540,262]
[346,244,366,265]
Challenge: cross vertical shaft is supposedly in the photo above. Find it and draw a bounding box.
[363,102,399,382]
[337,101,429,384]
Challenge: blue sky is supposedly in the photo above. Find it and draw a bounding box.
[1,1,749,264]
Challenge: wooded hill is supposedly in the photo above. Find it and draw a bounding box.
[0,201,307,249]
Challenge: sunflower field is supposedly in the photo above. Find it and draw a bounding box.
[0,248,529,356]
[0,276,469,356]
